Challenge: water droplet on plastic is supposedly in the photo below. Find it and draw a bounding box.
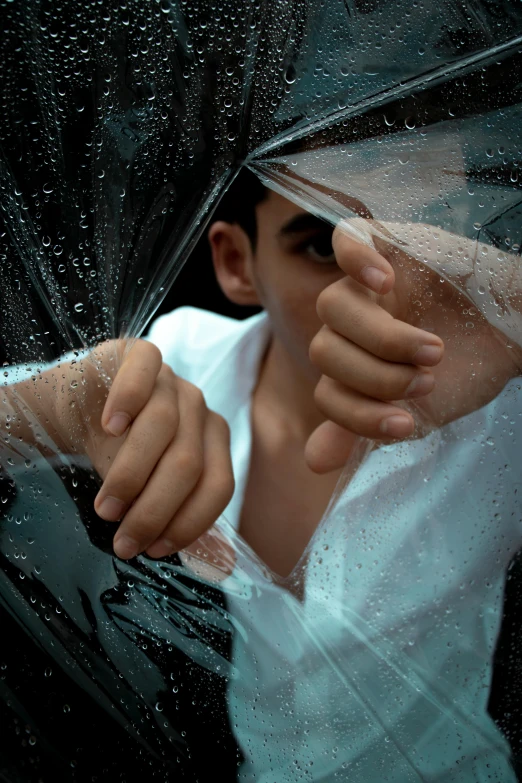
[284,65,296,85]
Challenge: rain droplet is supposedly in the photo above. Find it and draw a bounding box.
[155,702,164,712]
[284,65,296,85]
[42,183,53,194]
[44,667,52,677]
[74,303,84,313]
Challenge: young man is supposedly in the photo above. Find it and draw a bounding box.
[4,170,522,780]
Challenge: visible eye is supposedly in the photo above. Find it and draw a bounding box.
[301,231,336,265]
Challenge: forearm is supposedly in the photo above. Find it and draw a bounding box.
[1,355,95,458]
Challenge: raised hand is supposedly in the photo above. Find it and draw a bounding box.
[306,219,522,473]
[54,339,234,560]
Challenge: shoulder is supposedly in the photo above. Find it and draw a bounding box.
[145,306,265,385]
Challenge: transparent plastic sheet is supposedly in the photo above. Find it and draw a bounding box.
[0,1,521,781]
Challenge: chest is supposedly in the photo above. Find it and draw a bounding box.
[238,424,341,579]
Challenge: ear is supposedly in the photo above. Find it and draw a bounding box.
[208,221,261,307]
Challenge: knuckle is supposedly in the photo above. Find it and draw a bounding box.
[211,470,235,509]
[159,362,177,384]
[313,377,331,413]
[174,449,204,483]
[211,411,231,441]
[309,328,329,366]
[142,340,162,366]
[151,399,179,430]
[181,379,206,409]
[316,285,336,321]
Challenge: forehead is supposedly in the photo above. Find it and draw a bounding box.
[255,189,308,230]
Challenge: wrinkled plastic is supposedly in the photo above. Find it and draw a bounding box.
[0,1,521,781]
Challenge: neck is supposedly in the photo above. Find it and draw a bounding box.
[253,336,325,441]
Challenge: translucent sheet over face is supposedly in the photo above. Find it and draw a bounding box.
[0,1,521,780]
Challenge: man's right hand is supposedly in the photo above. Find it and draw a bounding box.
[59,340,234,560]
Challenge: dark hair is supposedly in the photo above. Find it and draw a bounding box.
[212,167,268,247]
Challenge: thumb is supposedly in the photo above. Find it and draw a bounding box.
[305,420,360,474]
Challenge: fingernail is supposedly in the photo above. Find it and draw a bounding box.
[97,496,126,521]
[106,412,131,437]
[413,344,443,366]
[146,538,176,559]
[360,266,388,293]
[113,534,140,560]
[406,372,435,398]
[380,414,413,438]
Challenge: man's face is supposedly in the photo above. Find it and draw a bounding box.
[251,190,344,380]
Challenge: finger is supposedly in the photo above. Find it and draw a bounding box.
[316,280,444,366]
[112,382,207,559]
[309,376,415,467]
[94,367,180,521]
[146,411,234,559]
[101,341,163,437]
[310,328,435,402]
[305,420,362,474]
[333,222,395,295]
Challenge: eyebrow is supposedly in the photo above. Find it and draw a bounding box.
[277,213,332,238]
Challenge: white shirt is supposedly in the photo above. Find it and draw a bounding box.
[149,306,521,782]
